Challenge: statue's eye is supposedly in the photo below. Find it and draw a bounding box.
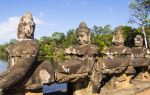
[81,35,84,38]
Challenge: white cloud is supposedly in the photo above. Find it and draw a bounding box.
[0,17,19,39]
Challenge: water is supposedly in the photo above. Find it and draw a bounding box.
[0,58,67,94]
[0,58,7,74]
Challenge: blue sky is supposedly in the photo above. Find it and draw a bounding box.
[0,0,133,44]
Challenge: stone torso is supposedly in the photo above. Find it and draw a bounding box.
[57,44,97,75]
[131,47,148,58]
[131,47,150,67]
[106,45,132,59]
[65,44,97,59]
[6,40,39,68]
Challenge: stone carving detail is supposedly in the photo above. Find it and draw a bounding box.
[17,12,35,40]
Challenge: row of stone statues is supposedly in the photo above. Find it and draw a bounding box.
[0,12,150,95]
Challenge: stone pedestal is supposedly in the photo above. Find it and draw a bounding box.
[105,74,134,89]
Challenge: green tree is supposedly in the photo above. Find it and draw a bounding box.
[51,32,67,47]
[129,0,150,48]
[9,39,17,44]
[122,26,140,47]
[39,36,55,61]
[91,25,113,51]
[66,29,77,47]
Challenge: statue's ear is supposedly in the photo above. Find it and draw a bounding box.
[88,34,91,44]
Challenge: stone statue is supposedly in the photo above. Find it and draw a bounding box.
[2,12,150,95]
[131,35,150,80]
[97,27,134,89]
[17,12,35,40]
[0,12,39,95]
[55,22,98,94]
[14,22,98,95]
[1,18,98,94]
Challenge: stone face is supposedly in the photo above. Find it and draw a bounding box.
[17,12,35,39]
[112,28,124,46]
[76,21,91,45]
[134,35,143,47]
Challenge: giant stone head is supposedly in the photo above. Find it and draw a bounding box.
[76,22,91,45]
[112,27,124,46]
[17,12,35,40]
[134,35,143,47]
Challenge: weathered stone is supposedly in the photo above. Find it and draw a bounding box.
[0,12,40,95]
[131,35,150,81]
[55,22,98,94]
[17,12,35,40]
[24,60,54,91]
[0,40,39,89]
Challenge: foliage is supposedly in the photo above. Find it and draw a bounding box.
[129,0,149,25]
[0,25,144,62]
[129,0,150,48]
[122,26,140,47]
[137,26,150,46]
[0,39,17,57]
[91,24,113,51]
[66,29,77,47]
[51,32,67,47]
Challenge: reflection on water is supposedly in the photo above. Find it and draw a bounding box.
[43,83,67,93]
[0,58,7,74]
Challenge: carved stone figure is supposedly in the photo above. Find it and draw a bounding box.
[97,27,134,89]
[0,12,39,95]
[131,35,150,80]
[17,12,35,40]
[18,22,98,95]
[55,22,98,95]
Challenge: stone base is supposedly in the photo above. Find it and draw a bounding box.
[73,81,98,95]
[135,71,150,81]
[100,80,150,95]
[104,74,134,89]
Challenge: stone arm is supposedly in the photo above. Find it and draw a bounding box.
[0,56,37,89]
[0,40,39,90]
